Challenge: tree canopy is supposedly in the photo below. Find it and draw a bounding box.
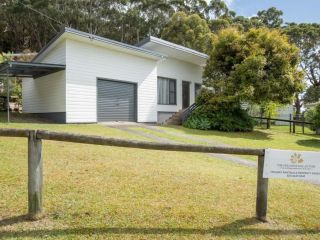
[255,7,284,28]
[204,28,304,105]
[0,0,235,52]
[303,86,320,104]
[285,23,320,87]
[0,1,291,53]
[161,11,214,53]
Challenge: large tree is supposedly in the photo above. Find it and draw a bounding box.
[0,0,178,51]
[204,28,304,105]
[161,11,214,53]
[284,23,320,113]
[303,85,320,104]
[255,7,284,28]
[285,23,320,87]
[3,0,234,52]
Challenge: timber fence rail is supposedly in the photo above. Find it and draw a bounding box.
[251,116,313,134]
[0,128,268,222]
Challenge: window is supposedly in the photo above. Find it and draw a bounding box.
[158,77,177,105]
[195,83,202,99]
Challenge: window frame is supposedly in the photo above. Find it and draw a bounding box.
[157,76,177,105]
[195,83,202,99]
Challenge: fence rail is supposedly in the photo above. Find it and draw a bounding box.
[251,116,313,125]
[1,128,268,221]
[252,115,313,134]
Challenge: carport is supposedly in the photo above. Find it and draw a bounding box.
[0,61,65,123]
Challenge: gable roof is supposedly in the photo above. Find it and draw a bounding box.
[33,28,166,63]
[137,36,208,66]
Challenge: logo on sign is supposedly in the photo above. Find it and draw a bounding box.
[290,153,304,164]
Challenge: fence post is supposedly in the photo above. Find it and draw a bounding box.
[293,117,296,134]
[267,113,271,129]
[289,114,292,133]
[302,114,305,134]
[256,154,268,222]
[28,130,43,220]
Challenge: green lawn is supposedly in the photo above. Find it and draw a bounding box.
[159,125,320,152]
[1,114,320,239]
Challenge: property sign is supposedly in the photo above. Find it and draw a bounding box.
[263,149,320,180]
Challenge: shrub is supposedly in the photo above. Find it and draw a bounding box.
[183,114,211,130]
[184,88,255,132]
[305,103,320,133]
[183,105,255,132]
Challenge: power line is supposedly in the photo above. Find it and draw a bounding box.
[18,1,64,27]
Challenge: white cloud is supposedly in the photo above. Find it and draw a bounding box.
[224,0,234,8]
[206,0,234,8]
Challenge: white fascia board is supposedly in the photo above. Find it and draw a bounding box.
[138,36,208,60]
[33,28,167,63]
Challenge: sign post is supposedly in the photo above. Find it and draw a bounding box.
[256,154,268,222]
[256,149,320,222]
[257,149,320,222]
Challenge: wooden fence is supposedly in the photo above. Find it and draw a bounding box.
[252,116,313,134]
[0,129,268,222]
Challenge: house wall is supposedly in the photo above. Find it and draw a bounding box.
[37,41,66,64]
[276,105,294,126]
[65,38,158,123]
[157,58,203,114]
[22,42,66,121]
[22,35,204,124]
[22,71,66,113]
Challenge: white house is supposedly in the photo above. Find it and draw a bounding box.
[19,28,208,123]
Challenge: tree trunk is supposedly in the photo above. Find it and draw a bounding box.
[294,94,302,116]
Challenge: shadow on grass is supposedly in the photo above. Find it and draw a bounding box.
[296,139,320,148]
[0,112,55,124]
[0,215,29,227]
[0,216,319,238]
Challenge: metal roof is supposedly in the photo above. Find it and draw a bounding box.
[137,36,208,59]
[33,28,166,62]
[0,61,66,78]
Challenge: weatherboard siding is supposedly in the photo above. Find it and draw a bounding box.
[36,41,66,64]
[22,71,66,113]
[22,41,66,115]
[157,58,203,113]
[65,38,158,123]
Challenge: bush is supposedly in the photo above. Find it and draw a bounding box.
[183,114,211,130]
[305,104,320,133]
[183,105,255,132]
[184,88,255,132]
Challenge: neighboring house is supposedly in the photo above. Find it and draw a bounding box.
[305,101,319,111]
[21,28,207,123]
[246,103,294,125]
[275,105,294,125]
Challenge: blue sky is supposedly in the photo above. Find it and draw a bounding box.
[224,0,320,23]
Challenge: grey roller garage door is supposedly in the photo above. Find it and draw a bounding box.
[97,79,137,122]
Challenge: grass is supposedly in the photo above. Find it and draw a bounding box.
[0,113,148,141]
[158,125,320,152]
[1,113,320,239]
[130,124,320,162]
